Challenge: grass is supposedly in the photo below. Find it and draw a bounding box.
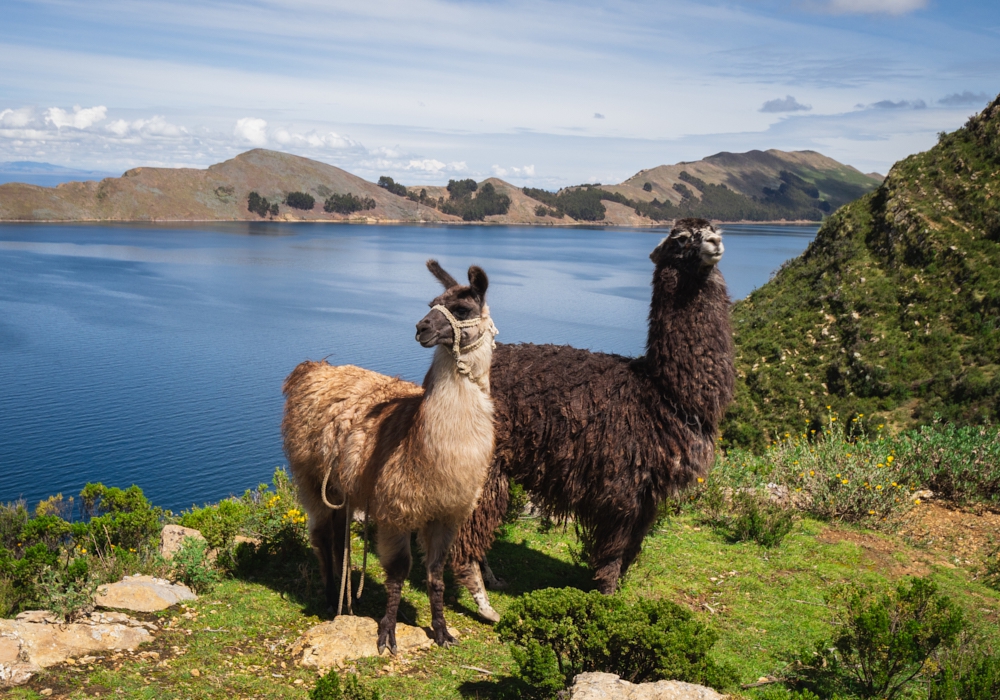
[7,502,1000,699]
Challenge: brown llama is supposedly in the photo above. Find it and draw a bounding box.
[282,260,498,653]
[450,218,734,622]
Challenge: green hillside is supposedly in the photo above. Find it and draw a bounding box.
[725,95,1000,447]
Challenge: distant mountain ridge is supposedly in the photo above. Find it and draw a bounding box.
[0,161,111,176]
[0,148,879,224]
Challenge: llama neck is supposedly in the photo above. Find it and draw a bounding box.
[644,265,734,429]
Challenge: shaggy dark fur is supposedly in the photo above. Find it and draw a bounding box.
[450,218,735,598]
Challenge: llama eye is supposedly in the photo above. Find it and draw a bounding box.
[453,307,471,319]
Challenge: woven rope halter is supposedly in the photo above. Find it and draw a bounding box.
[430,303,499,385]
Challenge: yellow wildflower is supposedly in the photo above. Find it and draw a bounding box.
[697,477,704,483]
[809,470,815,476]
[842,479,849,484]
[886,455,894,463]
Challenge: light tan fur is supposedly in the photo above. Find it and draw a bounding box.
[282,298,495,652]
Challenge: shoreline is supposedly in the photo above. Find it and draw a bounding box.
[0,217,823,227]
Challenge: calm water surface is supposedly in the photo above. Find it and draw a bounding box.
[0,222,817,511]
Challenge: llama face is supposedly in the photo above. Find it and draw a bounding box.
[649,217,724,269]
[415,261,490,349]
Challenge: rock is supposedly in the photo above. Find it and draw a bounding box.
[15,611,61,624]
[159,524,206,560]
[567,672,729,700]
[291,616,460,670]
[95,574,197,612]
[0,616,152,687]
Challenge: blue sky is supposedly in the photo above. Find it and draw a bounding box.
[1,0,998,187]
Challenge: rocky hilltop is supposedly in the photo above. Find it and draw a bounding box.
[725,95,1000,445]
[0,148,879,225]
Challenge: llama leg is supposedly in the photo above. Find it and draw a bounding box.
[419,520,457,647]
[469,561,500,623]
[376,528,411,655]
[619,500,660,579]
[480,557,507,590]
[589,519,628,595]
[309,509,345,612]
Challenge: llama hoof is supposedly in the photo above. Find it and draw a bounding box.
[478,605,501,623]
[432,624,456,648]
[486,577,508,591]
[377,623,397,656]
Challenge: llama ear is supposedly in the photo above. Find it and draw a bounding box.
[649,237,668,264]
[426,259,458,289]
[468,266,488,300]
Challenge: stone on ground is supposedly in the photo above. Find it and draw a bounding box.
[291,616,460,670]
[568,672,729,700]
[1,611,153,687]
[95,574,197,612]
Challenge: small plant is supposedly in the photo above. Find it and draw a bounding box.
[285,191,316,210]
[984,540,1000,591]
[721,490,795,548]
[37,563,96,622]
[310,669,382,700]
[180,498,250,549]
[172,536,220,593]
[497,587,735,698]
[787,577,964,700]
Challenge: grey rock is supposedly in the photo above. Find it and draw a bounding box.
[568,672,729,700]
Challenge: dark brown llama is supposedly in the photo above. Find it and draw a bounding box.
[450,218,734,622]
[282,261,497,653]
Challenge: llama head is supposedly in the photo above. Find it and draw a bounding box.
[649,217,724,271]
[416,260,491,350]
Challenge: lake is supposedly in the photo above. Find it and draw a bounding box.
[0,222,817,512]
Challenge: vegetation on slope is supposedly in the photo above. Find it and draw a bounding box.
[5,429,1000,699]
[724,94,1000,447]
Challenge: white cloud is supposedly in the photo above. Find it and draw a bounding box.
[760,96,812,113]
[273,128,356,150]
[594,113,605,119]
[234,117,268,146]
[404,159,466,173]
[826,0,927,15]
[0,107,35,128]
[861,99,927,110]
[45,105,107,129]
[106,116,186,138]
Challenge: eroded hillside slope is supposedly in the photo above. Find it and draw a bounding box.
[726,95,1000,446]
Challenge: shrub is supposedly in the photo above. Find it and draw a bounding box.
[37,564,96,621]
[984,540,1000,591]
[180,498,250,549]
[248,191,277,218]
[285,192,316,210]
[787,577,964,700]
[80,483,163,556]
[497,588,735,698]
[324,193,376,215]
[930,648,1000,700]
[172,536,220,593]
[643,182,653,192]
[717,490,794,547]
[376,176,407,197]
[311,669,382,700]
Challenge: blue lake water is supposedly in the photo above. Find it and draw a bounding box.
[0,222,817,512]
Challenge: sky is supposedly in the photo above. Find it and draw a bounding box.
[1,0,998,188]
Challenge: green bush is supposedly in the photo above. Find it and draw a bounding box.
[930,649,1000,700]
[172,536,220,593]
[180,498,250,549]
[497,588,735,698]
[80,483,163,556]
[787,577,964,700]
[285,191,316,210]
[310,669,382,700]
[37,564,97,621]
[718,490,795,548]
[376,176,407,197]
[247,191,278,218]
[324,193,376,214]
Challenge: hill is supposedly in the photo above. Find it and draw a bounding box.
[0,148,877,225]
[0,150,453,223]
[724,95,1000,447]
